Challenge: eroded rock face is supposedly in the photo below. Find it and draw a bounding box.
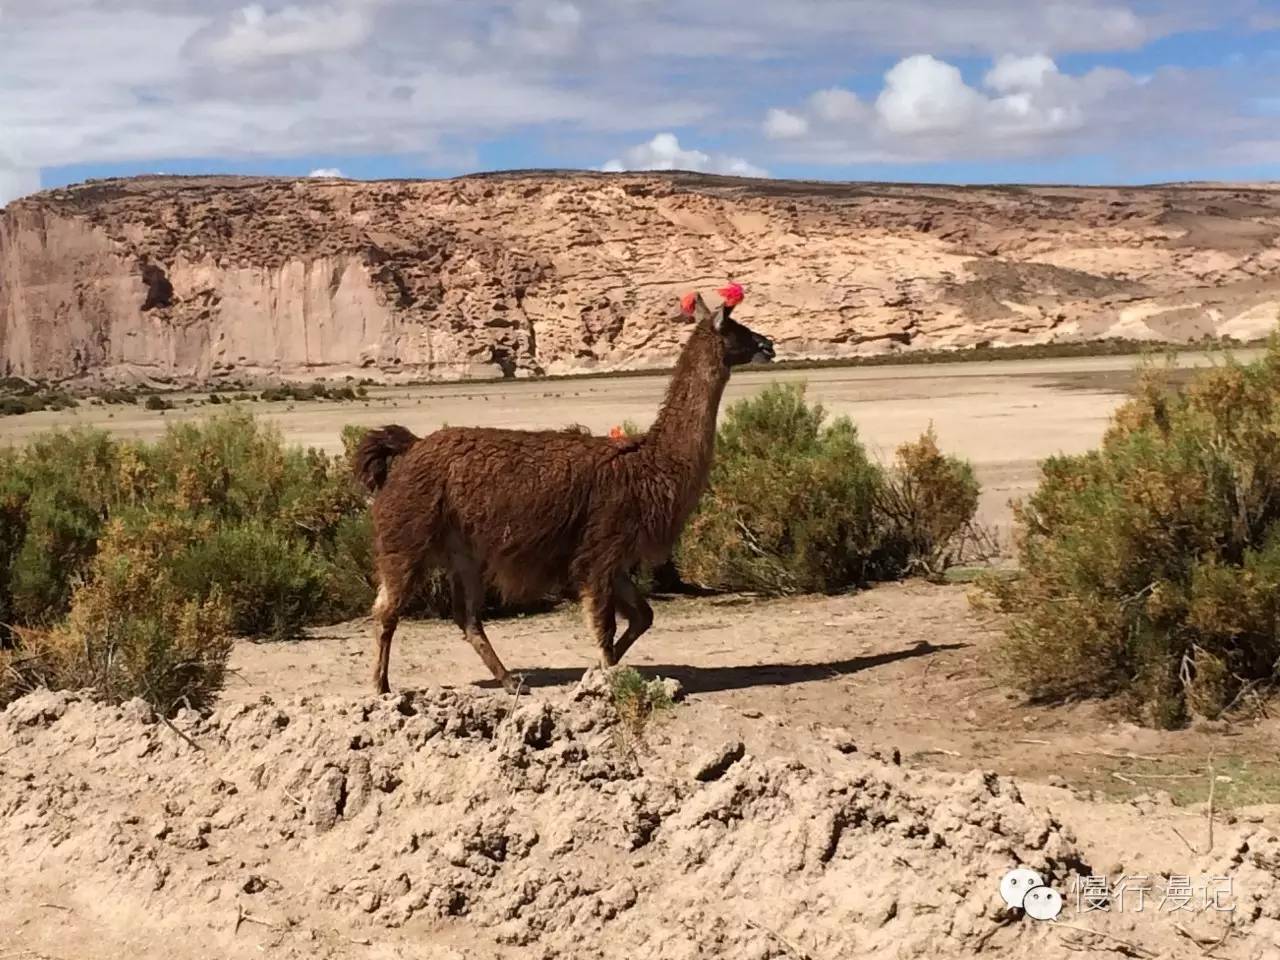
[2,173,1278,385]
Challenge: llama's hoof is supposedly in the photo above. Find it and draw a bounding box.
[500,673,524,694]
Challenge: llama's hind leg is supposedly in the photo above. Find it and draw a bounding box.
[582,583,618,668]
[452,568,518,693]
[611,573,654,663]
[371,563,411,695]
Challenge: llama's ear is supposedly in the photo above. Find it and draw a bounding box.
[711,305,726,331]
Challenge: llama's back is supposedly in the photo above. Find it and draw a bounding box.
[374,426,632,601]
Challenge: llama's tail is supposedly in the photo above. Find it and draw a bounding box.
[353,424,419,493]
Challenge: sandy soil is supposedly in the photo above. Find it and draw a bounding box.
[4,582,1278,960]
[0,351,1256,541]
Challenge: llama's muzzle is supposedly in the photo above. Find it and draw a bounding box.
[752,334,776,363]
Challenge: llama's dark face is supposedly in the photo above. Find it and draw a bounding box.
[715,307,775,366]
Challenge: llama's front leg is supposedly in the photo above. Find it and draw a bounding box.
[582,585,618,667]
[452,570,518,692]
[611,574,654,663]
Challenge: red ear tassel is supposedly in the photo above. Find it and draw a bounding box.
[679,291,698,316]
[718,282,744,307]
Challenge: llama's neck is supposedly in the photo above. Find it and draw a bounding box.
[647,323,730,496]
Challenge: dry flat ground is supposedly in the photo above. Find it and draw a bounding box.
[237,582,1280,811]
[0,350,1259,541]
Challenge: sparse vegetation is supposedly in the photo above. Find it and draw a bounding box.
[608,666,674,742]
[259,382,357,403]
[0,413,375,710]
[2,514,232,713]
[877,427,985,577]
[981,343,1280,728]
[0,378,79,417]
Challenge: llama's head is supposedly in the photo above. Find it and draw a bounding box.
[682,287,775,367]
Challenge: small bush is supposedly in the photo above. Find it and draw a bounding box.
[609,667,674,741]
[981,345,1280,727]
[1,515,231,713]
[341,423,370,462]
[0,430,130,628]
[321,512,378,621]
[260,382,357,403]
[95,388,137,405]
[167,520,329,640]
[676,384,890,594]
[144,394,173,411]
[0,385,78,416]
[877,427,983,577]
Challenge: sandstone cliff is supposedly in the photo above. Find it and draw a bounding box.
[1,173,1277,384]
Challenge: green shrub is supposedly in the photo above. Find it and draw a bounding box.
[981,345,1280,727]
[95,388,137,405]
[0,387,78,416]
[1,515,231,713]
[260,382,356,403]
[144,394,173,411]
[675,384,979,595]
[676,384,889,594]
[143,412,361,535]
[340,423,369,461]
[321,511,378,621]
[0,414,367,652]
[0,430,131,628]
[609,666,674,741]
[167,520,328,640]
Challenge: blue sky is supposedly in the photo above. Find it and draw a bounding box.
[2,1,1279,204]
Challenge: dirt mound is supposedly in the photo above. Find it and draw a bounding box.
[3,676,1277,958]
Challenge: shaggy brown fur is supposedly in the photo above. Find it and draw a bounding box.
[355,292,774,693]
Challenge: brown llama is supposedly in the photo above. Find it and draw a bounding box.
[353,286,775,694]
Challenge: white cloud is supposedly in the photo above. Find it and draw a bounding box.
[308,167,346,178]
[491,0,583,57]
[0,1,1272,183]
[192,4,374,66]
[876,55,985,135]
[764,108,809,140]
[760,51,1189,164]
[809,88,868,124]
[985,53,1058,93]
[602,133,767,177]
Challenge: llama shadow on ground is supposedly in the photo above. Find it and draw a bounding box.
[479,641,968,695]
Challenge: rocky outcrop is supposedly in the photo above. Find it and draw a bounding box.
[1,173,1278,384]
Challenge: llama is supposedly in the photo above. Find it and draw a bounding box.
[354,285,774,694]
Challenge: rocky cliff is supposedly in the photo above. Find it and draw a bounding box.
[1,172,1278,384]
